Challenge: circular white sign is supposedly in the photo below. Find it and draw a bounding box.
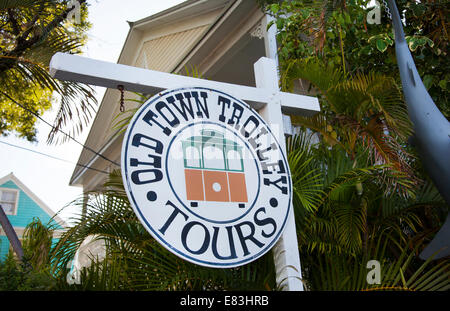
[121,87,292,268]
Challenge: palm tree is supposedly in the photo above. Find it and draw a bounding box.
[282,59,417,195]
[44,63,448,290]
[302,233,450,291]
[47,133,448,291]
[0,0,96,143]
[50,170,277,290]
[0,217,58,290]
[281,58,449,290]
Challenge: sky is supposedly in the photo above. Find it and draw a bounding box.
[0,0,185,223]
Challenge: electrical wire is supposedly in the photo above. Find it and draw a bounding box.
[0,90,120,167]
[0,139,110,175]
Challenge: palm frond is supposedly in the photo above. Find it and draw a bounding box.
[287,133,323,213]
[281,58,345,99]
[47,79,97,144]
[305,234,450,291]
[51,171,276,291]
[0,0,43,9]
[290,113,348,151]
[333,72,412,139]
[0,54,97,143]
[22,218,55,270]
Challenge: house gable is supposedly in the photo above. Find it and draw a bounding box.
[69,0,270,192]
[69,0,232,190]
[0,173,66,230]
[0,173,67,260]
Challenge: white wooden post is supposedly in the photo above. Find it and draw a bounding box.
[254,57,304,291]
[261,13,304,290]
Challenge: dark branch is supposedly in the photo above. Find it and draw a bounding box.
[0,0,88,74]
[7,8,20,36]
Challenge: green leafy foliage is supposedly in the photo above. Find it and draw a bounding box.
[287,129,449,291]
[0,218,57,290]
[2,1,447,291]
[22,218,55,270]
[260,0,450,117]
[42,128,447,291]
[274,18,449,288]
[0,0,97,143]
[45,22,448,290]
[50,177,276,291]
[0,252,55,290]
[302,234,450,291]
[284,58,415,195]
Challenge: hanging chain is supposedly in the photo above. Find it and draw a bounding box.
[381,0,392,20]
[117,85,125,112]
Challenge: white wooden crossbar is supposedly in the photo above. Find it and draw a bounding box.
[50,52,319,116]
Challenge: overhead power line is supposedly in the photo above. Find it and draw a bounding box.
[0,139,109,175]
[0,90,120,167]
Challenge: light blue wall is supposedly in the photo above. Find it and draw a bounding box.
[0,179,62,261]
[0,236,10,260]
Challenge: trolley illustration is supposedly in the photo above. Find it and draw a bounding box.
[182,129,248,208]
